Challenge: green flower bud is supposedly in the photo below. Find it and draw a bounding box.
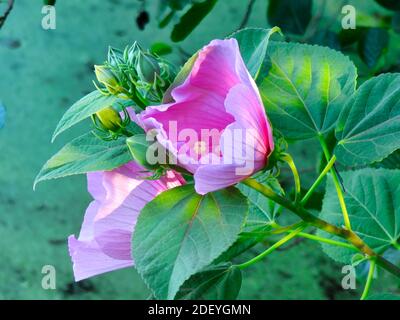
[126,134,160,170]
[137,52,161,83]
[107,47,124,67]
[95,107,122,132]
[126,42,140,66]
[94,65,120,94]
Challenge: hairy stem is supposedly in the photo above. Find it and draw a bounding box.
[242,178,400,279]
[361,258,376,300]
[301,155,336,206]
[318,135,352,230]
[237,223,307,269]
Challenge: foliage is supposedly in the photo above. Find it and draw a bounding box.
[35,1,400,301]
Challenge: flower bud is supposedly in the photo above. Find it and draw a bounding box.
[137,52,161,83]
[107,47,124,67]
[94,65,120,94]
[126,134,160,170]
[95,107,122,132]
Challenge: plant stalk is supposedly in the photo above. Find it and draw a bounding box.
[237,223,307,269]
[301,155,336,206]
[242,178,400,279]
[281,153,301,203]
[318,136,352,230]
[361,258,376,300]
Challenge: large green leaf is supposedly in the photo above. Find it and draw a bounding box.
[335,73,400,166]
[230,27,281,79]
[259,42,357,140]
[132,184,248,300]
[171,0,217,42]
[267,0,312,35]
[52,91,124,142]
[175,263,242,300]
[34,132,131,188]
[317,169,400,264]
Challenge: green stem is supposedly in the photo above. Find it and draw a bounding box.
[296,232,357,251]
[281,153,301,202]
[318,136,352,230]
[237,223,307,269]
[272,222,356,250]
[242,178,400,279]
[270,221,304,234]
[121,88,147,110]
[301,155,336,206]
[361,258,376,300]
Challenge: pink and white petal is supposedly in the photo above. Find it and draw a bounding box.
[69,164,185,281]
[194,163,248,195]
[222,83,273,164]
[68,235,134,282]
[193,84,273,195]
[87,172,106,201]
[173,39,242,99]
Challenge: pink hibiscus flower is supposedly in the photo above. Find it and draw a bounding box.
[139,38,274,194]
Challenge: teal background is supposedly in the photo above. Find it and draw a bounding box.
[0,0,397,299]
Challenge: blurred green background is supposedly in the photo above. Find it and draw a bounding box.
[0,0,398,299]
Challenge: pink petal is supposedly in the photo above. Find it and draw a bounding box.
[68,164,184,281]
[194,83,273,194]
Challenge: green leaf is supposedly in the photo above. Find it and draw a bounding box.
[334,73,400,166]
[52,91,124,142]
[34,132,131,188]
[132,184,248,300]
[358,28,389,68]
[230,27,281,79]
[171,0,218,42]
[175,263,242,300]
[0,102,5,129]
[317,168,400,264]
[267,0,312,35]
[258,42,357,139]
[367,293,400,300]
